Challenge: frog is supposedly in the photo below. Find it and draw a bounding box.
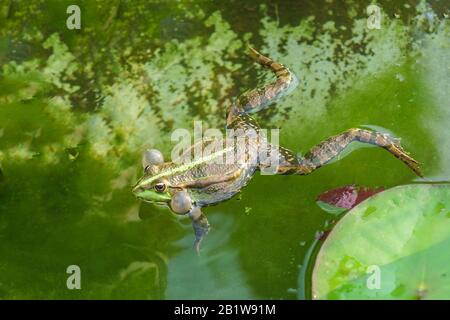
[132,46,422,252]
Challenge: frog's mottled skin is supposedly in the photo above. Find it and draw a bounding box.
[133,47,422,252]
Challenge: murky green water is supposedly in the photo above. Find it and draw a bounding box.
[0,1,448,299]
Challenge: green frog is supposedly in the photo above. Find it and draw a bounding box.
[132,47,422,252]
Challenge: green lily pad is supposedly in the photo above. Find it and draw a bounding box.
[312,184,450,300]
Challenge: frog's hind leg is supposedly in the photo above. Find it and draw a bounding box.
[227,46,298,125]
[262,128,422,177]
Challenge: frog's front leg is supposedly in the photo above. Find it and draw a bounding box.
[188,207,210,254]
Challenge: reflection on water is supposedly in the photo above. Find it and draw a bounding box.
[166,211,255,299]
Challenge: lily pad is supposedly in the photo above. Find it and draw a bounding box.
[312,184,450,300]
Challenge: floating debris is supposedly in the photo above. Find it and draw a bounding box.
[316,185,385,214]
[396,73,405,82]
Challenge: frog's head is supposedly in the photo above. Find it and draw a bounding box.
[132,149,193,215]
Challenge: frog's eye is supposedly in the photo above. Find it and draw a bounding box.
[154,182,166,193]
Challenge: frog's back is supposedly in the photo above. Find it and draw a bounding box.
[167,136,258,206]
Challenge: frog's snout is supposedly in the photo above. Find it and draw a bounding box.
[133,187,155,203]
[132,185,143,195]
[132,180,147,199]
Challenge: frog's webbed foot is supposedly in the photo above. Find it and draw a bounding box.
[188,207,210,254]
